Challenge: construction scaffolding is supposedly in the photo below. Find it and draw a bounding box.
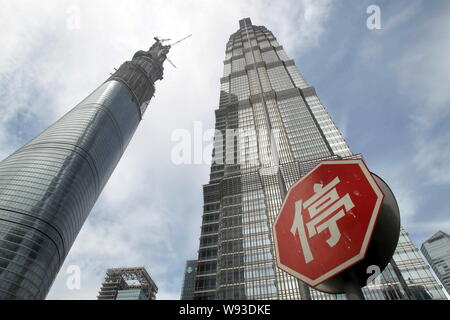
[97,267,158,300]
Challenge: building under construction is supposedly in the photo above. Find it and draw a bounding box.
[97,267,158,300]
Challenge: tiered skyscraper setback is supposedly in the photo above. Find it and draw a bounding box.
[191,18,447,300]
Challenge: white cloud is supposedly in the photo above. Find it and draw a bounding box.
[357,1,450,209]
[410,220,450,240]
[369,161,422,228]
[0,0,333,299]
[412,133,450,185]
[382,1,422,31]
[390,4,450,185]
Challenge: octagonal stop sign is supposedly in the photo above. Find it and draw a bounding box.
[273,159,400,293]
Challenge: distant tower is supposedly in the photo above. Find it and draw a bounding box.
[0,39,171,299]
[181,260,198,300]
[97,267,158,300]
[421,231,450,295]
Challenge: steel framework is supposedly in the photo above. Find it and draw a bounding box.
[97,267,158,300]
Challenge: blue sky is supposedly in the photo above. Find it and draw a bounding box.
[303,0,450,243]
[0,0,449,299]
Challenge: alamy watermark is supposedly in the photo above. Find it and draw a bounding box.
[66,264,81,290]
[171,121,282,174]
[66,5,81,30]
[367,5,382,30]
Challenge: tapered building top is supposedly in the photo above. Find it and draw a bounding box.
[108,37,171,117]
[239,17,252,28]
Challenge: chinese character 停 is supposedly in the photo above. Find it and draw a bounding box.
[290,176,355,263]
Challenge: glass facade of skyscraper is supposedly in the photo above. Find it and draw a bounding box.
[116,289,147,300]
[192,18,448,300]
[420,231,450,295]
[0,41,169,299]
[181,260,198,300]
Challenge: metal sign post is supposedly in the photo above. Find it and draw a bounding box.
[342,268,365,300]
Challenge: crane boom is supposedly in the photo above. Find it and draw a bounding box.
[166,56,177,68]
[156,34,191,69]
[170,34,192,47]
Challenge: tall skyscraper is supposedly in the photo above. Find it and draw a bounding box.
[192,18,448,300]
[421,231,450,295]
[0,39,171,299]
[97,267,158,300]
[181,260,198,300]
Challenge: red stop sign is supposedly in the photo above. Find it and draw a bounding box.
[273,159,384,287]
